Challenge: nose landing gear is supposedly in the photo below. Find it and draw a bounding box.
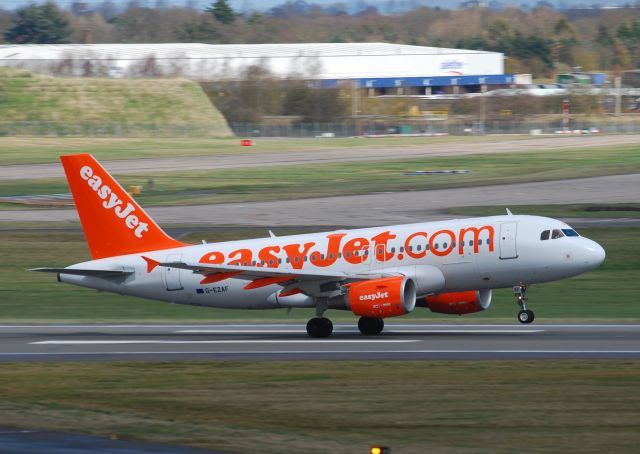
[514,284,535,324]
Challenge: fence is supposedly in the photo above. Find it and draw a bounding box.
[230,119,640,137]
[1,119,640,138]
[0,122,220,138]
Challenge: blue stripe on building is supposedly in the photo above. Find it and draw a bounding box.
[320,74,514,89]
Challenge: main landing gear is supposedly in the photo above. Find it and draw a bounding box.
[306,317,333,338]
[514,284,535,324]
[358,317,384,335]
[307,300,333,338]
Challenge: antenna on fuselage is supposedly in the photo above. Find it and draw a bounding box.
[269,230,276,238]
[506,208,513,216]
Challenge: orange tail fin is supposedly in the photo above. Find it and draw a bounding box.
[61,153,187,259]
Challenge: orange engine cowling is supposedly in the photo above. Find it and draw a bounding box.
[346,276,416,318]
[425,290,492,315]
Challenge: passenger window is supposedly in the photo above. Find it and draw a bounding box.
[486,238,491,245]
[540,230,550,241]
[469,240,474,246]
[552,229,565,239]
[434,243,439,249]
[478,239,482,245]
[416,245,421,251]
[443,242,448,248]
[408,245,413,252]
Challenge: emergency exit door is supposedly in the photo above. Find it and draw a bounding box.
[164,254,183,291]
[499,222,518,259]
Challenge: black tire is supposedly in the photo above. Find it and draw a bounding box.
[525,309,535,323]
[306,317,333,338]
[358,317,384,335]
[517,309,534,324]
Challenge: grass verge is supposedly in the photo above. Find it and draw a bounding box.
[1,144,639,207]
[0,361,638,453]
[447,203,640,219]
[0,226,637,322]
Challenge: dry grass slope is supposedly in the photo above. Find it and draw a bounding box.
[0,68,232,137]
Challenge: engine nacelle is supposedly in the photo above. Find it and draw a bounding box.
[346,276,416,318]
[424,290,492,315]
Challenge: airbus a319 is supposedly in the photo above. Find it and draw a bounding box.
[33,154,606,337]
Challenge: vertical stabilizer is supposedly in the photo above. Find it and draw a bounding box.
[60,153,187,259]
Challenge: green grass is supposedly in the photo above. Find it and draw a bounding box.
[2,145,639,207]
[0,135,531,166]
[0,226,637,322]
[0,361,638,453]
[447,203,640,219]
[0,68,230,137]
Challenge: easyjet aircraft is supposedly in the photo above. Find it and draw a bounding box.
[33,154,606,337]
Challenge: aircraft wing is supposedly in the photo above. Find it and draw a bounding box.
[160,261,353,281]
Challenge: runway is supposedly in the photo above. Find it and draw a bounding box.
[2,173,639,226]
[1,323,639,361]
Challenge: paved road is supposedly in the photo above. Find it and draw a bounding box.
[2,173,638,226]
[0,427,223,454]
[1,323,638,361]
[1,134,638,181]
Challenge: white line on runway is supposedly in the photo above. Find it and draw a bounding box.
[174,329,544,334]
[31,339,418,345]
[4,350,640,356]
[1,324,638,328]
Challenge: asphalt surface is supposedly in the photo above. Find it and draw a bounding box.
[2,173,638,226]
[1,134,639,181]
[0,427,224,454]
[1,323,639,361]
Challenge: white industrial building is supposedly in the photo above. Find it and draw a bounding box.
[0,42,505,85]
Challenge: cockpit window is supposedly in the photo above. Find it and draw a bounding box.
[562,229,579,237]
[551,229,565,239]
[540,230,550,241]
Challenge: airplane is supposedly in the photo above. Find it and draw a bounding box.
[32,154,606,338]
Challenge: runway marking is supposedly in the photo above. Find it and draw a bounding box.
[174,329,544,334]
[31,339,418,345]
[4,350,640,357]
[1,324,639,329]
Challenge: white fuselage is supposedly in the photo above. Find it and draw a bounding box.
[60,215,605,311]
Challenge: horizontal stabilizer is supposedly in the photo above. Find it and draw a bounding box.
[30,268,133,277]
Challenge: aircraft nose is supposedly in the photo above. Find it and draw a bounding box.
[584,240,606,269]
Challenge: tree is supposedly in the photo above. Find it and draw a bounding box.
[5,2,72,44]
[206,0,236,25]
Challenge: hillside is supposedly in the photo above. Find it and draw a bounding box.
[0,68,232,137]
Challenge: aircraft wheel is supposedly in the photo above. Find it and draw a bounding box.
[517,309,535,324]
[358,317,384,335]
[306,317,333,338]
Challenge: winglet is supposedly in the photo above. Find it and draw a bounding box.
[142,256,160,273]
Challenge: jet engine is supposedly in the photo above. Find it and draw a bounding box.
[423,290,492,315]
[345,276,416,318]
